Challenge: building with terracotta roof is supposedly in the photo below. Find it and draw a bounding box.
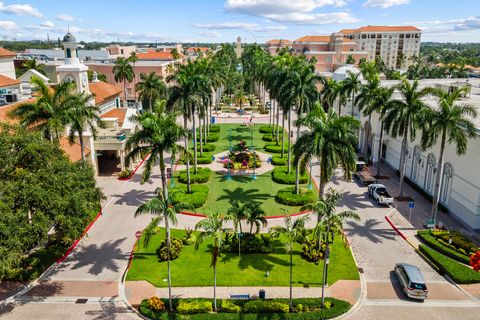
[0,47,17,80]
[338,25,421,69]
[89,78,122,113]
[265,39,292,55]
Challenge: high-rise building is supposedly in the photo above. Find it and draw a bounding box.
[338,26,421,69]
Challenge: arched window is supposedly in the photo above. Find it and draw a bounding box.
[440,162,453,205]
[66,48,71,58]
[424,153,435,194]
[411,146,421,181]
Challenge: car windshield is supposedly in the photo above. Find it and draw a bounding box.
[376,187,387,193]
[411,282,427,290]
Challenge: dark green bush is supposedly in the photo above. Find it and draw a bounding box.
[196,143,216,152]
[177,299,213,314]
[264,144,284,154]
[118,169,132,179]
[276,187,315,206]
[262,134,274,142]
[436,231,478,255]
[243,300,289,313]
[259,125,282,133]
[271,155,287,166]
[302,239,326,263]
[419,245,480,284]
[209,125,220,133]
[272,167,308,185]
[157,238,183,261]
[178,167,211,184]
[171,184,209,208]
[417,231,471,264]
[224,233,275,254]
[221,300,241,313]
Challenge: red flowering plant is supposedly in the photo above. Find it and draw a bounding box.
[470,251,480,272]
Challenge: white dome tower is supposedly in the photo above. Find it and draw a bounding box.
[57,32,90,94]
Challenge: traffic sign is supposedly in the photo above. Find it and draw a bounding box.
[135,231,142,238]
[409,201,415,208]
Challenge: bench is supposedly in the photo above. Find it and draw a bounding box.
[230,294,250,300]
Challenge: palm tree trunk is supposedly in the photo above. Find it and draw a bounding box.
[289,246,293,311]
[183,116,191,194]
[78,132,85,162]
[363,114,371,161]
[431,128,447,226]
[124,80,128,107]
[319,162,325,200]
[199,116,204,158]
[213,259,217,311]
[376,121,384,177]
[321,223,330,308]
[204,114,207,144]
[165,217,173,312]
[294,126,301,194]
[398,123,409,197]
[275,100,280,145]
[281,112,285,158]
[159,152,168,200]
[351,92,355,117]
[132,64,136,102]
[192,107,198,174]
[287,109,292,174]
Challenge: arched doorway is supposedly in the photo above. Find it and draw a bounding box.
[424,153,435,194]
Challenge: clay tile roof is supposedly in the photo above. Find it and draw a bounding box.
[187,47,210,53]
[266,39,292,45]
[89,81,122,105]
[100,108,127,126]
[0,98,36,125]
[136,51,181,61]
[355,25,421,33]
[0,74,20,88]
[59,136,90,162]
[338,29,357,34]
[294,35,331,43]
[0,47,16,58]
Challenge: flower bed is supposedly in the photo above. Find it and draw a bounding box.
[417,230,471,264]
[138,297,351,319]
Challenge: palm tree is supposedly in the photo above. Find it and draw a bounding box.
[343,71,362,116]
[294,103,360,199]
[244,201,267,233]
[113,57,134,106]
[136,72,167,111]
[135,188,193,312]
[128,52,138,102]
[270,214,310,311]
[9,76,74,141]
[226,200,248,256]
[305,189,360,308]
[195,212,232,311]
[21,58,46,76]
[126,104,188,199]
[421,88,477,226]
[64,92,101,162]
[384,79,432,197]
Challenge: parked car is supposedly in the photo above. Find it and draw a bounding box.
[394,263,428,300]
[367,183,394,205]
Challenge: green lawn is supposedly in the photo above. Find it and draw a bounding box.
[127,228,359,287]
[197,172,311,216]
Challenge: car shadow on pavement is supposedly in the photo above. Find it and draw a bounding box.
[344,219,397,244]
[49,238,128,277]
[114,189,156,206]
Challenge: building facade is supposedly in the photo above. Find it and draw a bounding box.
[265,39,292,55]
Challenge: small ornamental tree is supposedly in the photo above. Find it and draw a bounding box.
[471,251,480,272]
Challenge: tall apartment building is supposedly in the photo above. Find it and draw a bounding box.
[338,26,421,69]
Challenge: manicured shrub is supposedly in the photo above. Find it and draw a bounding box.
[182,228,196,246]
[147,296,165,312]
[171,184,209,208]
[264,144,283,154]
[178,167,211,184]
[417,231,471,264]
[224,233,274,254]
[272,167,308,185]
[221,300,241,313]
[117,169,132,179]
[419,245,480,284]
[276,187,315,206]
[259,125,282,133]
[302,239,326,263]
[243,300,289,314]
[262,134,274,142]
[209,125,220,133]
[436,231,478,255]
[271,155,287,166]
[196,143,216,152]
[157,238,183,261]
[177,299,213,314]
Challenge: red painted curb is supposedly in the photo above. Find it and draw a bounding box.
[56,208,102,263]
[385,215,407,240]
[179,209,311,220]
[117,152,151,181]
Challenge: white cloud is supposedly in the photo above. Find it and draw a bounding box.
[197,31,221,38]
[57,14,75,22]
[409,16,480,34]
[0,20,16,30]
[224,0,355,24]
[40,20,55,28]
[194,22,286,32]
[0,2,42,17]
[363,0,410,9]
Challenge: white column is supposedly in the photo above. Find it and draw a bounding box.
[120,149,126,171]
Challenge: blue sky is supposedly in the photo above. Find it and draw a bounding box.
[0,0,478,43]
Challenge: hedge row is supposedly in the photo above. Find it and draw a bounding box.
[264,144,285,154]
[196,143,216,152]
[178,167,211,184]
[209,125,221,133]
[262,134,274,142]
[170,184,209,208]
[417,231,471,265]
[419,245,480,284]
[259,125,282,133]
[272,167,308,185]
[271,155,287,166]
[196,133,219,143]
[276,187,315,206]
[139,297,351,320]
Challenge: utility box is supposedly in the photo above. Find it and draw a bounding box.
[259,289,266,299]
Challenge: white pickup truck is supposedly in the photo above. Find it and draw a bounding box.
[368,184,394,205]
